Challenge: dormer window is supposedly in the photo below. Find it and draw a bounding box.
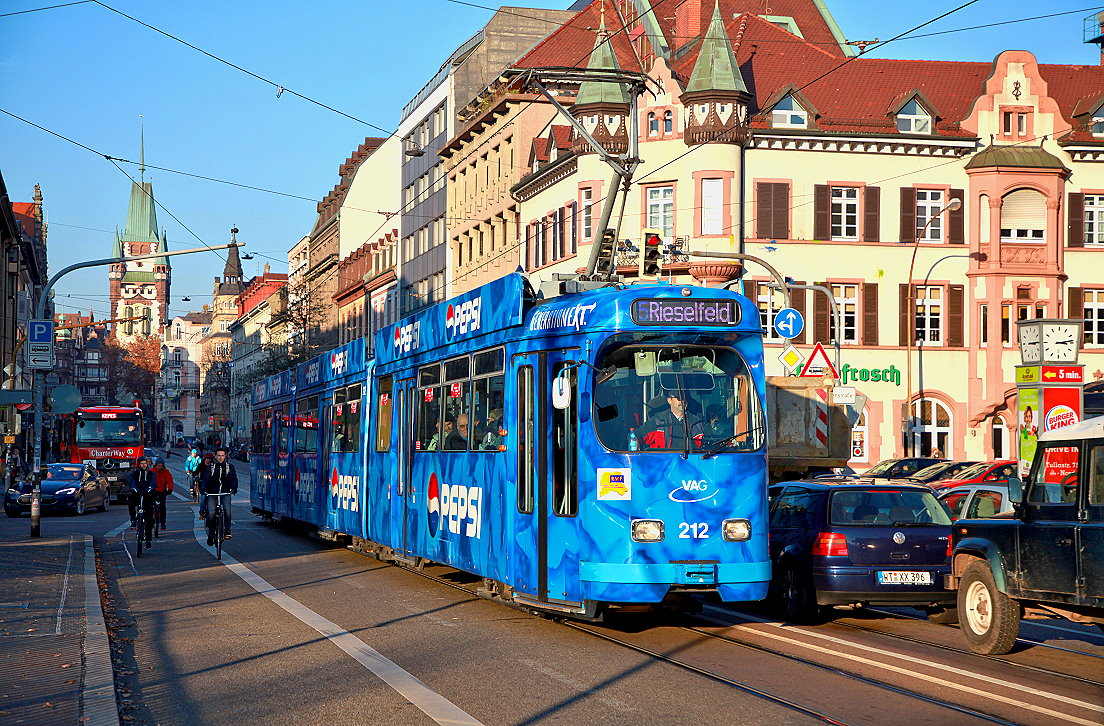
[896,99,931,134]
[1092,110,1104,138]
[771,96,807,128]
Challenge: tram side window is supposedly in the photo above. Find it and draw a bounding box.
[375,376,393,453]
[295,396,319,453]
[442,356,471,451]
[552,363,578,517]
[332,388,347,453]
[277,404,290,455]
[253,408,271,454]
[472,348,505,451]
[331,385,361,453]
[517,366,535,514]
[417,364,443,452]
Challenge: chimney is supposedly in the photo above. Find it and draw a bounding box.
[676,0,703,47]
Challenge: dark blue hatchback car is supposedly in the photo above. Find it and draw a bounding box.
[767,480,955,623]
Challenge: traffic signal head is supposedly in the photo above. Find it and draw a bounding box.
[597,228,617,274]
[640,233,663,276]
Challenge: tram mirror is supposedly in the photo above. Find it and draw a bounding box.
[595,365,617,386]
[659,372,715,391]
[634,351,656,377]
[552,371,573,410]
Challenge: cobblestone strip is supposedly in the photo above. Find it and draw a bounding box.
[82,535,119,726]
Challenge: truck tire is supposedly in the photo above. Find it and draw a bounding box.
[958,560,1019,655]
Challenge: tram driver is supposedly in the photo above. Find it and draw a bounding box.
[640,390,705,451]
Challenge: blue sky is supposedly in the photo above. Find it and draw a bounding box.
[0,0,1100,321]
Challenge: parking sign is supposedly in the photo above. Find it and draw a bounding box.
[28,319,54,344]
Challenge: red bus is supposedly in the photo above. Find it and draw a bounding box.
[58,406,145,499]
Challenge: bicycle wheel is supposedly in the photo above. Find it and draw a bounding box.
[153,503,161,539]
[136,510,144,558]
[215,507,224,560]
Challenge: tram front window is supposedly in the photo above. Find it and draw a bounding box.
[592,346,764,454]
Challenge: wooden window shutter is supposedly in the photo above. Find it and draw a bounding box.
[948,285,965,347]
[814,185,830,240]
[863,186,880,242]
[949,189,965,244]
[899,284,911,346]
[813,283,829,343]
[791,282,806,343]
[900,188,917,244]
[755,183,772,239]
[1068,285,1083,321]
[861,283,879,346]
[743,280,759,324]
[1068,193,1085,248]
[773,183,790,240]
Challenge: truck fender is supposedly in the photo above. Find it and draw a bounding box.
[952,538,1008,593]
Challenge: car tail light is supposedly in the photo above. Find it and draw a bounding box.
[946,536,954,557]
[812,532,848,557]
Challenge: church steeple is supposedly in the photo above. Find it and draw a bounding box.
[223,227,243,284]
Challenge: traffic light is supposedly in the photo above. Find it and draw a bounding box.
[597,228,617,275]
[640,233,663,276]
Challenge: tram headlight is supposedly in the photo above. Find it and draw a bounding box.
[631,519,664,542]
[722,518,752,542]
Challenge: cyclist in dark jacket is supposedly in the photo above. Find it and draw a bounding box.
[127,457,158,546]
[199,448,238,545]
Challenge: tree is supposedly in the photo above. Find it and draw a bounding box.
[103,334,161,407]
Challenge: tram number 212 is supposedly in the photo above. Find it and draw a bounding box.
[678,522,710,539]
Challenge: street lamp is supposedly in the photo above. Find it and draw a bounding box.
[25,241,243,537]
[904,199,962,455]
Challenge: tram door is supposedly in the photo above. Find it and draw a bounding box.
[514,350,581,605]
[394,377,417,558]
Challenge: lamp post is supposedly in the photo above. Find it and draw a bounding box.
[904,199,962,456]
[26,242,243,537]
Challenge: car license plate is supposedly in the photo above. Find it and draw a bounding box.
[877,571,932,585]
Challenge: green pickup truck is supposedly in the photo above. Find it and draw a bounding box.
[947,416,1104,654]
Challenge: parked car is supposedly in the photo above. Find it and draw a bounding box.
[937,484,1014,520]
[948,417,1104,654]
[767,480,956,624]
[899,460,980,485]
[929,460,1017,491]
[5,463,110,517]
[859,457,946,481]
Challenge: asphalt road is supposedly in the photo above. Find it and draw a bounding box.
[4,451,1102,726]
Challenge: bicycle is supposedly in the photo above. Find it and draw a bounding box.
[206,492,232,560]
[134,495,154,557]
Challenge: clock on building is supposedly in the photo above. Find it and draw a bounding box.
[1016,318,1083,364]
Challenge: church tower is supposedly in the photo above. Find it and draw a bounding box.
[109,132,171,345]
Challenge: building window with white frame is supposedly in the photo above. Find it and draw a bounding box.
[915,189,945,241]
[663,110,673,134]
[758,286,784,342]
[580,188,594,241]
[771,96,807,128]
[648,112,658,136]
[914,285,942,344]
[831,283,859,343]
[1000,188,1046,242]
[910,397,952,458]
[1085,289,1104,347]
[700,178,724,235]
[1092,112,1104,137]
[830,187,859,240]
[1085,195,1104,246]
[896,99,932,134]
[647,185,674,238]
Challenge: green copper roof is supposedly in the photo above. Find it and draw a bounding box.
[123,181,160,244]
[121,270,156,283]
[685,2,748,95]
[112,229,122,258]
[964,145,1069,171]
[153,230,169,267]
[575,23,629,107]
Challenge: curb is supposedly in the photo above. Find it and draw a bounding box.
[82,535,120,726]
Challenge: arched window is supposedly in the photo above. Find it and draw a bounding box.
[910,397,952,457]
[1000,189,1046,242]
[991,416,1009,459]
[663,110,673,134]
[896,99,932,134]
[770,96,807,128]
[647,112,658,136]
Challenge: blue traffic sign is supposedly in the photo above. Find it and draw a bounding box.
[773,307,804,339]
[28,319,54,344]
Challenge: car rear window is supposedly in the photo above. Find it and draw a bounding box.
[830,489,952,526]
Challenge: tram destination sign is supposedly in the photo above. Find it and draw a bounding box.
[630,298,740,326]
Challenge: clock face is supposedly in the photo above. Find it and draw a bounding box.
[1018,324,1041,363]
[1042,323,1080,362]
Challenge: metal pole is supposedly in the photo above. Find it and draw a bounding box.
[767,282,841,374]
[26,242,242,537]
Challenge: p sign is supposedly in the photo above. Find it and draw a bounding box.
[773,307,804,340]
[28,319,54,344]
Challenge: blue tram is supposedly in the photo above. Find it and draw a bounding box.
[251,273,771,616]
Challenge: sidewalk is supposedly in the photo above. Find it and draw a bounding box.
[0,534,119,725]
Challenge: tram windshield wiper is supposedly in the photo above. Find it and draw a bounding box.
[701,428,762,459]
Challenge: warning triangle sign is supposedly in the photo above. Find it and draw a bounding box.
[799,341,838,379]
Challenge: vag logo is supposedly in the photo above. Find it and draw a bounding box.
[330,350,349,376]
[445,298,481,338]
[393,321,420,354]
[330,467,359,512]
[669,479,717,503]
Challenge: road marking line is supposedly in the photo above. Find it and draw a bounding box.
[190,521,484,726]
[105,520,130,538]
[55,535,74,634]
[704,607,1103,721]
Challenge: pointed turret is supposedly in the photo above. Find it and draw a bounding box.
[574,22,630,106]
[570,21,631,156]
[112,228,123,258]
[684,2,748,95]
[216,227,244,296]
[681,4,751,145]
